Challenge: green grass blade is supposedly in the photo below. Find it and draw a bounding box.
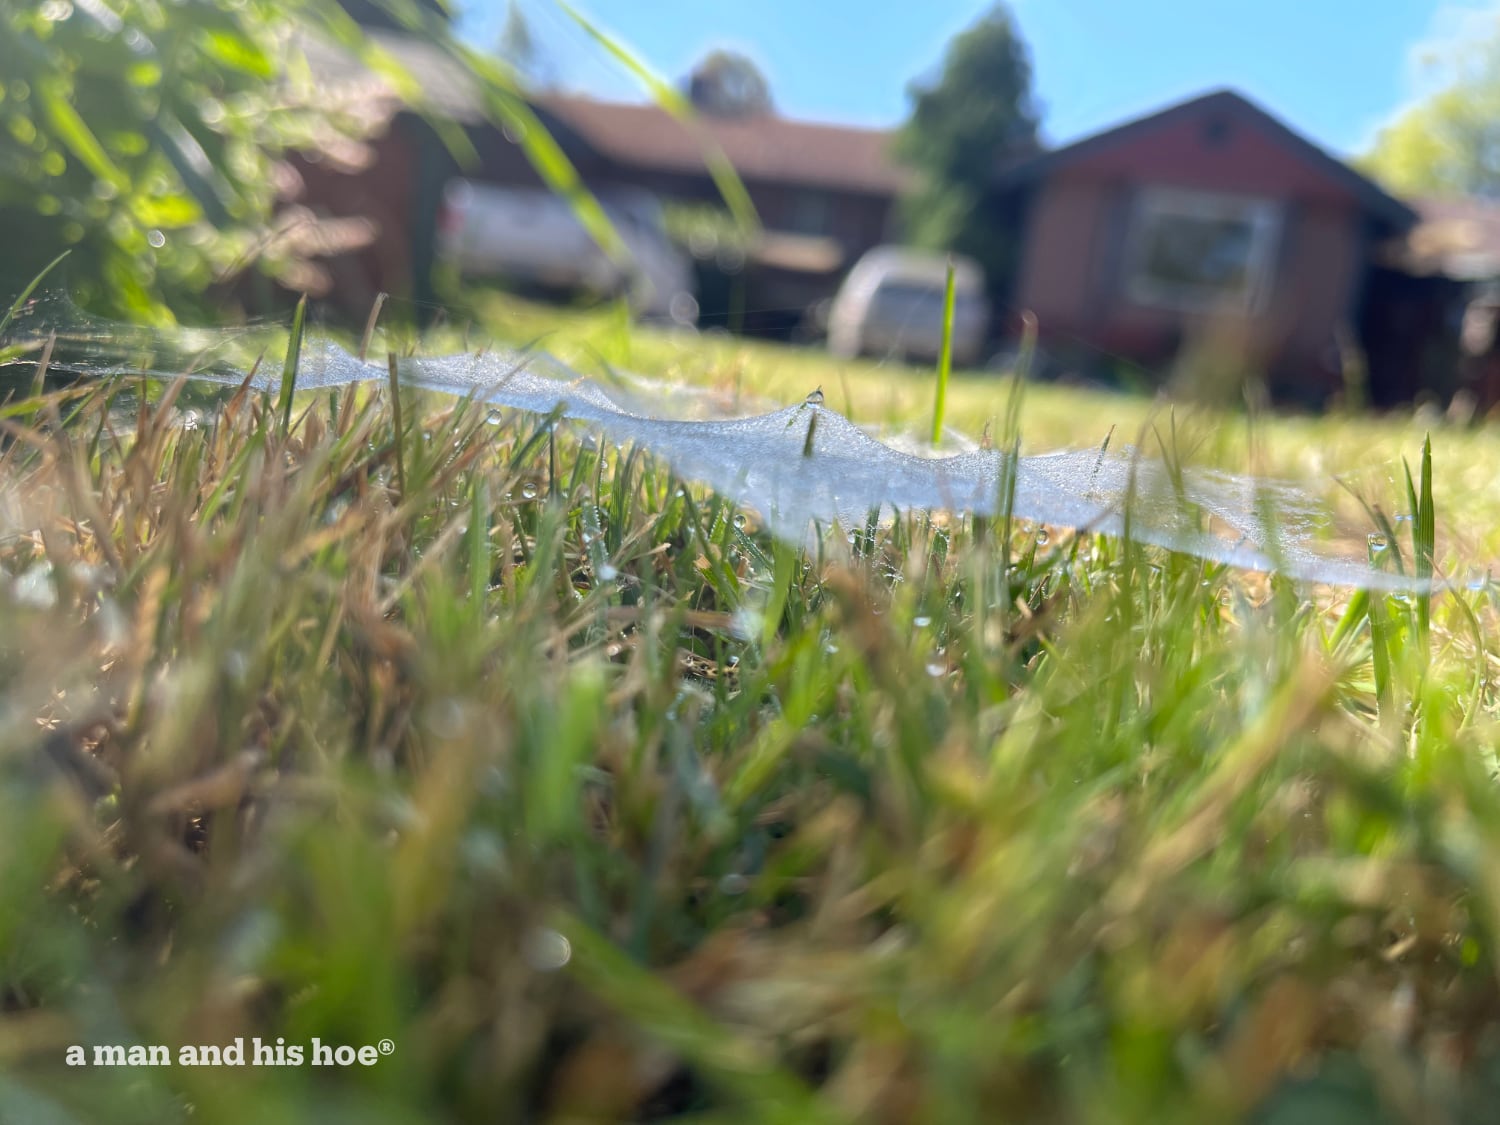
[1327,587,1369,653]
[930,256,957,446]
[556,0,761,238]
[556,910,839,1124]
[306,1,626,270]
[0,250,70,343]
[1416,432,1434,638]
[1003,309,1036,449]
[277,294,307,437]
[386,351,407,500]
[42,88,130,193]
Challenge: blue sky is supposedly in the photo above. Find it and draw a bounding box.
[461,1,1494,157]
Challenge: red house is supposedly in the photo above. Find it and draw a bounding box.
[993,89,1422,404]
[287,22,1483,408]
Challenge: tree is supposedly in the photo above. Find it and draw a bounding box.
[497,1,550,90]
[893,3,1039,297]
[1361,17,1500,197]
[686,50,773,118]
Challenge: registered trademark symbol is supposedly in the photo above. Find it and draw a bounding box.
[378,1039,395,1056]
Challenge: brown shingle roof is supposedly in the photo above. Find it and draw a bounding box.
[536,95,912,197]
[299,30,911,197]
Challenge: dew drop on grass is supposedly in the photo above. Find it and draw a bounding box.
[925,661,946,678]
[1035,529,1049,545]
[823,641,839,655]
[597,563,618,582]
[733,513,747,529]
[913,615,932,628]
[12,562,56,609]
[523,928,572,972]
[520,482,538,500]
[95,598,129,648]
[1367,533,1388,554]
[804,386,824,406]
[222,650,250,685]
[422,697,470,740]
[460,829,505,876]
[718,873,749,896]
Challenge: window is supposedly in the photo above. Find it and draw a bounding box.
[1123,188,1281,313]
[872,282,983,324]
[788,190,831,236]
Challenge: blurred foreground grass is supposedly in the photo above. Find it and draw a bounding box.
[3,305,1500,1123]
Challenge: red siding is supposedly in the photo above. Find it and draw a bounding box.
[1011,103,1375,398]
[1065,112,1361,208]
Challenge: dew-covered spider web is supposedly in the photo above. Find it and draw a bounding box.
[0,294,1438,592]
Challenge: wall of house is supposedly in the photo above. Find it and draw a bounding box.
[1063,109,1362,206]
[292,105,897,332]
[606,168,894,261]
[1266,201,1365,379]
[589,167,896,334]
[1010,113,1371,399]
[290,120,423,319]
[290,111,618,321]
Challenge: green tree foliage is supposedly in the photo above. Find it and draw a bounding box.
[0,0,379,320]
[893,3,1039,296]
[498,0,546,90]
[1361,16,1500,198]
[686,49,773,118]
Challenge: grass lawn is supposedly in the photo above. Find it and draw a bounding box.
[3,295,1500,1123]
[464,291,1500,566]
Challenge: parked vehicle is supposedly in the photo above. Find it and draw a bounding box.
[437,180,697,322]
[827,247,989,366]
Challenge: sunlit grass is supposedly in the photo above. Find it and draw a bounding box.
[465,289,1500,567]
[2,303,1500,1122]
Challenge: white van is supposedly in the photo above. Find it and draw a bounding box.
[437,180,697,322]
[827,247,989,367]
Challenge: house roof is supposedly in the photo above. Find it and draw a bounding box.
[1380,195,1500,280]
[298,30,911,197]
[999,88,1417,230]
[534,95,912,196]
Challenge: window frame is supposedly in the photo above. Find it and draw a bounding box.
[787,189,832,237]
[1121,187,1283,314]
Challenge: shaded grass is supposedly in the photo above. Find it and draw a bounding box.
[1,325,1500,1123]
